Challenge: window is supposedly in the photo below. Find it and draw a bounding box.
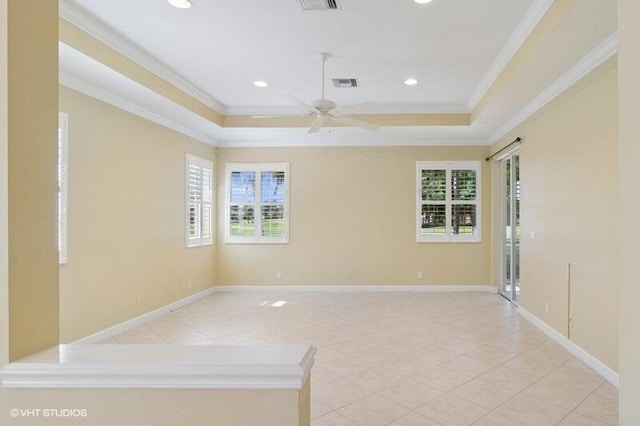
[417,161,481,243]
[58,112,69,263]
[225,162,289,244]
[186,154,214,247]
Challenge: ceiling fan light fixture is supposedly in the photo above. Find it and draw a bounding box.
[168,0,192,9]
[414,0,433,4]
[253,80,268,88]
[404,78,418,86]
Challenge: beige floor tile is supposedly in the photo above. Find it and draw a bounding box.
[450,378,520,409]
[472,412,527,426]
[575,382,619,425]
[417,345,465,365]
[312,378,375,410]
[545,364,604,391]
[311,399,333,420]
[415,365,474,392]
[495,394,572,426]
[337,394,411,426]
[107,291,617,425]
[322,352,385,377]
[311,411,356,426]
[502,353,565,378]
[521,377,595,410]
[387,411,443,426]
[465,346,519,364]
[441,355,497,377]
[477,365,540,392]
[558,412,610,426]
[415,393,490,425]
[378,378,445,410]
[349,362,415,392]
[524,340,573,364]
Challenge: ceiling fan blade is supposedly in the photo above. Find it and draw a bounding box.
[330,114,380,131]
[334,101,378,114]
[285,95,316,110]
[308,115,328,134]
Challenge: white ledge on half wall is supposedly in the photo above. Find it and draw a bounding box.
[0,344,316,390]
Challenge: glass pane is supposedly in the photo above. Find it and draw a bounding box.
[513,155,521,302]
[230,171,255,203]
[189,204,199,238]
[451,169,476,201]
[261,205,285,237]
[201,205,212,237]
[201,168,212,202]
[261,171,286,203]
[421,170,446,201]
[420,204,446,235]
[188,165,201,201]
[503,159,512,298]
[451,204,476,235]
[229,205,255,236]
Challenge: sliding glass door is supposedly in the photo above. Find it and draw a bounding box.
[500,154,520,304]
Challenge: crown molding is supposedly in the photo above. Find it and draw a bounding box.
[60,70,220,146]
[58,0,227,115]
[489,32,618,144]
[467,0,554,111]
[226,104,470,116]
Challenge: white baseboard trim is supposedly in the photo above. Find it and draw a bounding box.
[517,306,619,388]
[215,285,497,293]
[73,287,217,344]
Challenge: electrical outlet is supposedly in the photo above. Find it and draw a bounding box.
[136,296,141,307]
[568,315,574,328]
[276,271,282,280]
[545,302,549,314]
[187,280,192,289]
[417,271,423,279]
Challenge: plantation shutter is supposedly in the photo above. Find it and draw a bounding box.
[186,155,214,247]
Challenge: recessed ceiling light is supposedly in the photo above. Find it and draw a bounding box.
[253,80,268,88]
[414,0,433,4]
[404,78,418,86]
[168,0,192,9]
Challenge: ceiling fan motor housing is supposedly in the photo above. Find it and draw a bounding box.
[312,98,337,112]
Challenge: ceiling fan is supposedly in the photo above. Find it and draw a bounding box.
[257,52,380,134]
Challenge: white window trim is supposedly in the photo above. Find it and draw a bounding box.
[185,154,214,248]
[225,162,290,245]
[58,112,69,264]
[416,161,481,243]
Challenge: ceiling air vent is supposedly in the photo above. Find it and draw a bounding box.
[298,0,341,11]
[332,78,358,88]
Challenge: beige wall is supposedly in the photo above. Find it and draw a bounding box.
[0,381,309,426]
[58,86,216,342]
[617,0,640,422]
[0,0,8,367]
[6,0,59,362]
[216,145,491,286]
[491,57,619,371]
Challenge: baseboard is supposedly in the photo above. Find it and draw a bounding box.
[215,285,497,293]
[73,287,217,344]
[517,306,619,388]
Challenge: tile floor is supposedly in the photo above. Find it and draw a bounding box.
[102,291,618,425]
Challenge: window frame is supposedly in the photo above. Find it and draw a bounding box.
[58,112,69,264]
[185,154,214,248]
[225,162,290,245]
[416,160,481,243]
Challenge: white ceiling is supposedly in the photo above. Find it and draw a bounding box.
[59,0,618,146]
